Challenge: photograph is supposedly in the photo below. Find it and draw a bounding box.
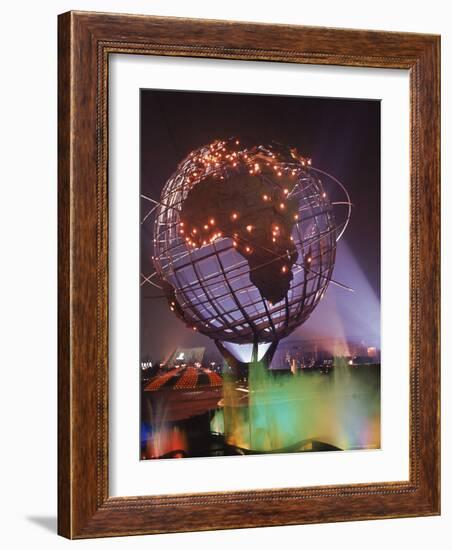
[139,89,381,460]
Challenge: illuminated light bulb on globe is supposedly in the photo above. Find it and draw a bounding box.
[152,138,351,368]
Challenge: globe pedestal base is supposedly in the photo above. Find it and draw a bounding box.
[215,339,279,451]
[215,339,278,374]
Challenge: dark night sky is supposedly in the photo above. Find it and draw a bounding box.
[140,89,380,362]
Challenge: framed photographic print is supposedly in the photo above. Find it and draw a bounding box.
[58,11,440,538]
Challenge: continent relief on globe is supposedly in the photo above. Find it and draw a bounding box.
[180,172,299,304]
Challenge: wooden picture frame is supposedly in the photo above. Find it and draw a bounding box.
[58,11,440,538]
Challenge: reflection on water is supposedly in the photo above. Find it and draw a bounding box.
[141,363,380,459]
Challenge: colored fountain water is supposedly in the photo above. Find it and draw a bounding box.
[213,360,380,453]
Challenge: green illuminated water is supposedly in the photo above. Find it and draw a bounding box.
[213,360,380,453]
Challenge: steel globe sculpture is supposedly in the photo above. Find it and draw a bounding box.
[148,138,351,368]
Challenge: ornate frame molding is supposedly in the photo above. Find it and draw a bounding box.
[58,11,440,538]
